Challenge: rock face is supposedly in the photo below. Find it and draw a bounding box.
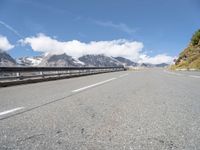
[39,53,84,67]
[0,50,16,67]
[114,57,138,66]
[79,54,123,67]
[174,29,200,69]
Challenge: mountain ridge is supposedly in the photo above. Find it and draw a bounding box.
[114,57,138,66]
[1,51,170,68]
[39,53,83,67]
[0,50,17,67]
[79,54,123,67]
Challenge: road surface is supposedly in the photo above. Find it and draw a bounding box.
[0,69,200,150]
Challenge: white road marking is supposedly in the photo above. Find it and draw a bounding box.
[0,107,24,116]
[72,78,117,93]
[189,75,200,78]
[119,73,129,78]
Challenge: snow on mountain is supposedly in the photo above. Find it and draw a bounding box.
[0,51,169,68]
[72,57,85,65]
[17,56,43,66]
[39,53,84,67]
[114,57,138,66]
[78,54,123,67]
[0,50,16,67]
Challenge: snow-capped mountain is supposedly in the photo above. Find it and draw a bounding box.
[15,54,138,67]
[39,53,84,67]
[139,63,155,67]
[0,51,170,68]
[114,57,138,66]
[17,56,43,66]
[79,54,123,67]
[0,50,16,67]
[138,63,169,68]
[155,63,169,67]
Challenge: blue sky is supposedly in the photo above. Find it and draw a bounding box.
[0,0,200,63]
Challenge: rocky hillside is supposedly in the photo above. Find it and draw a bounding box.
[174,29,200,69]
[0,50,16,67]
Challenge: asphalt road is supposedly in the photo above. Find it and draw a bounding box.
[0,69,200,150]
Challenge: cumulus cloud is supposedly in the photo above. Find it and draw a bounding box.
[20,33,143,61]
[20,33,174,64]
[138,54,175,64]
[0,35,14,51]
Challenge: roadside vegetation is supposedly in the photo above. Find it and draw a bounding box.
[172,29,200,70]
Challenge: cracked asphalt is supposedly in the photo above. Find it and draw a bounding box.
[0,69,200,150]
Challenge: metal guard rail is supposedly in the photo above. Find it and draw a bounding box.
[0,66,126,81]
[0,66,125,72]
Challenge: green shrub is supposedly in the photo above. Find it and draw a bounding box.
[191,29,200,46]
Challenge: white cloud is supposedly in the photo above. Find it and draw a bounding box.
[20,33,174,64]
[138,54,175,64]
[20,33,143,61]
[95,21,135,34]
[0,35,14,51]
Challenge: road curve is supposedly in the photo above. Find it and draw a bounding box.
[0,69,200,149]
